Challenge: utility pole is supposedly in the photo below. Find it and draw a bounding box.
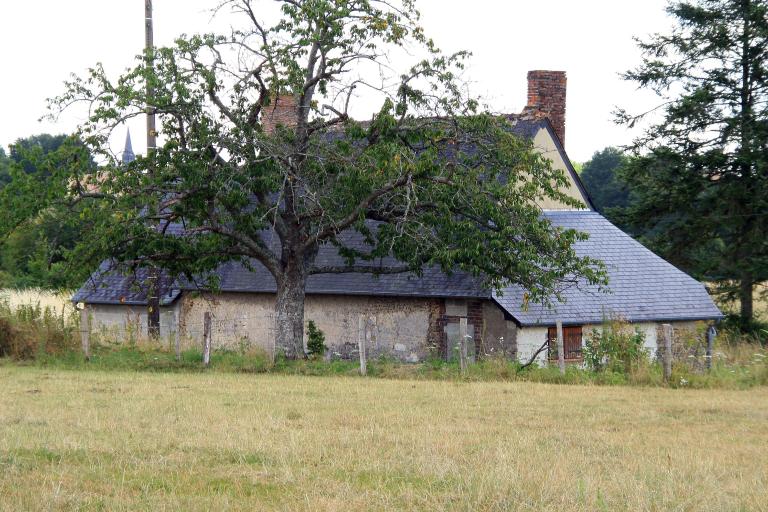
[145,0,161,338]
[145,0,156,153]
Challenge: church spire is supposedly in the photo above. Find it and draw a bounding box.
[122,129,135,164]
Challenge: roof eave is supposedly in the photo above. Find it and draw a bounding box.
[516,312,724,328]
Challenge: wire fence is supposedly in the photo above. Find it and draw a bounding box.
[87,308,465,362]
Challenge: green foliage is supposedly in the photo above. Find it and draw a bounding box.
[579,147,633,226]
[582,319,647,374]
[0,134,95,289]
[9,134,71,174]
[570,161,583,174]
[305,320,327,359]
[0,147,11,188]
[617,0,768,324]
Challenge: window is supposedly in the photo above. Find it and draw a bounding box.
[547,325,583,361]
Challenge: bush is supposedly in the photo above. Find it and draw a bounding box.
[306,320,327,359]
[583,318,646,374]
[719,313,768,343]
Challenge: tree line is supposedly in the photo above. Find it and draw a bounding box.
[0,135,93,289]
[599,0,767,332]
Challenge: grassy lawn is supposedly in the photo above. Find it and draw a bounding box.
[1,367,766,511]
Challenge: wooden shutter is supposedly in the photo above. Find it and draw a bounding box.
[547,325,583,361]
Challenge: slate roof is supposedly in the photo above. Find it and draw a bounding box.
[494,211,723,326]
[73,261,181,306]
[73,231,487,305]
[73,211,722,325]
[506,116,543,139]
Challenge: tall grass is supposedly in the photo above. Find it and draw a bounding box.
[0,288,75,319]
[0,289,765,389]
[0,299,78,359]
[7,338,765,389]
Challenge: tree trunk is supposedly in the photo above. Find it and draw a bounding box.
[739,275,754,323]
[275,265,308,359]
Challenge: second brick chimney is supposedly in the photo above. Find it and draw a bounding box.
[261,93,299,134]
[523,70,567,146]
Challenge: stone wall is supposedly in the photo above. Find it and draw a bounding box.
[85,294,522,362]
[480,301,517,358]
[261,94,299,134]
[85,303,180,343]
[177,292,442,362]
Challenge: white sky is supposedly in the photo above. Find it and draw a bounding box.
[0,0,672,163]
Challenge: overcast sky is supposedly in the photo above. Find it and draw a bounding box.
[0,0,672,163]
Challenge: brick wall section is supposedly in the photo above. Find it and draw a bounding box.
[525,70,567,146]
[426,299,446,357]
[261,94,299,134]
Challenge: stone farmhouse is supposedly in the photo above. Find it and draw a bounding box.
[73,71,722,364]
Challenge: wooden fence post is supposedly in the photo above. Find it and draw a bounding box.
[556,319,565,375]
[165,310,179,362]
[358,315,367,376]
[202,312,212,367]
[459,317,468,375]
[79,307,91,361]
[706,325,716,371]
[662,323,673,382]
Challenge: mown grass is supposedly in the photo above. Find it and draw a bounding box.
[0,367,766,511]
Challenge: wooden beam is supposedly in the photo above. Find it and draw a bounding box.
[203,312,212,367]
[459,317,468,375]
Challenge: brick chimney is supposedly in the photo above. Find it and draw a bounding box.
[261,93,299,134]
[523,70,567,146]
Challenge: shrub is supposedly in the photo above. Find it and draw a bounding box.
[583,318,646,374]
[306,320,327,359]
[719,313,768,342]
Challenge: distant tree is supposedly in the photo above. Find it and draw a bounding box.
[29,0,605,357]
[9,134,69,174]
[579,147,631,216]
[616,0,768,326]
[0,134,93,289]
[0,147,11,188]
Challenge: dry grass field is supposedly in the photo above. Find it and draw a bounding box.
[1,368,767,511]
[0,288,75,321]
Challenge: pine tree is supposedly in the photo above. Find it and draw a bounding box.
[617,0,768,327]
